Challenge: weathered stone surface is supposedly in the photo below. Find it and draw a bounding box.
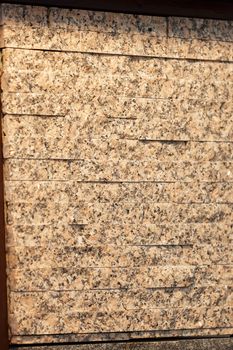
[1,3,233,344]
[8,265,195,291]
[3,49,233,80]
[7,292,233,333]
[2,69,232,101]
[8,305,233,334]
[5,222,233,248]
[3,112,233,155]
[8,265,233,291]
[168,17,233,42]
[1,4,167,36]
[2,91,232,117]
[5,181,233,205]
[0,4,48,26]
[8,287,232,319]
[48,8,167,36]
[11,328,233,344]
[1,24,233,61]
[1,5,232,61]
[4,158,233,182]
[10,338,233,350]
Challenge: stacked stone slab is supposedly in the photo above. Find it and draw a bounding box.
[0,3,232,345]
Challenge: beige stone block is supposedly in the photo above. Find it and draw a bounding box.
[1,23,232,61]
[195,265,233,286]
[48,8,167,36]
[1,24,168,56]
[9,264,232,300]
[0,3,24,26]
[174,182,233,203]
[167,37,233,61]
[1,25,77,50]
[5,181,174,204]
[5,223,191,247]
[1,92,70,115]
[2,120,233,160]
[8,305,233,334]
[3,111,233,159]
[2,67,232,103]
[0,3,48,26]
[4,159,233,182]
[5,222,232,248]
[2,90,232,119]
[4,48,232,81]
[2,92,232,133]
[7,243,233,270]
[8,288,232,322]
[168,17,233,42]
[90,114,233,141]
[8,265,194,291]
[28,286,233,312]
[191,223,232,245]
[143,203,233,224]
[1,4,166,36]
[5,191,233,224]
[4,181,233,208]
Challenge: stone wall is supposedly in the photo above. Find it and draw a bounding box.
[11,338,233,350]
[0,3,232,345]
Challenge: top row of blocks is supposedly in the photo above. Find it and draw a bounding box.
[0,3,233,42]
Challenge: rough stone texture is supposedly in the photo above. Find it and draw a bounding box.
[0,2,232,345]
[11,338,233,350]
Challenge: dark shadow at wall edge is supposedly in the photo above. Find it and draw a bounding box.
[0,51,9,350]
[3,0,233,20]
[8,337,233,350]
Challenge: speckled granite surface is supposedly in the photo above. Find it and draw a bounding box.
[10,338,233,350]
[0,2,232,345]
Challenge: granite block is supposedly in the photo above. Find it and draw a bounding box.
[195,265,233,286]
[9,338,233,350]
[4,48,233,81]
[5,222,232,248]
[48,8,167,36]
[7,243,233,269]
[1,4,166,36]
[1,25,232,61]
[2,129,233,162]
[7,306,233,334]
[1,25,168,56]
[5,181,174,204]
[168,17,233,42]
[4,181,233,205]
[2,70,232,103]
[7,289,233,332]
[5,193,233,224]
[4,159,233,182]
[8,264,233,292]
[3,111,233,157]
[9,287,232,317]
[2,91,232,117]
[0,3,48,26]
[2,132,233,162]
[166,37,233,61]
[10,332,233,344]
[1,5,232,60]
[1,92,71,115]
[8,265,195,291]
